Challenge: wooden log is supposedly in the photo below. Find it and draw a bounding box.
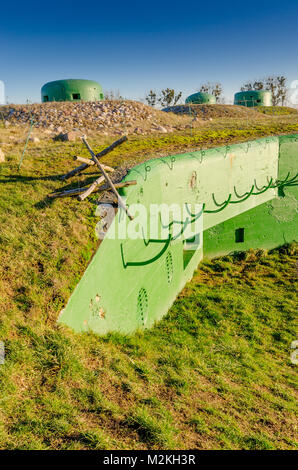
[93,135,127,158]
[61,135,127,180]
[73,155,94,165]
[47,180,136,199]
[77,176,105,201]
[60,162,88,180]
[82,137,134,220]
[73,156,114,172]
[98,180,137,191]
[48,187,87,198]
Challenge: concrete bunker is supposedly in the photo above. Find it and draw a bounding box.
[185,92,216,104]
[234,90,272,107]
[58,134,297,335]
[41,79,104,102]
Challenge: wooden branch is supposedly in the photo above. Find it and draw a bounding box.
[47,180,136,200]
[73,155,94,165]
[73,156,114,172]
[98,180,137,191]
[48,187,87,198]
[60,162,88,180]
[82,137,134,220]
[94,135,128,158]
[77,176,105,201]
[61,135,127,180]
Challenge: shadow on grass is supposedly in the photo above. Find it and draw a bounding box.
[0,173,102,209]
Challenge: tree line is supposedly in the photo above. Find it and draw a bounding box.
[145,75,288,107]
[145,83,222,107]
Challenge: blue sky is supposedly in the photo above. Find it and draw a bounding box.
[1,0,297,104]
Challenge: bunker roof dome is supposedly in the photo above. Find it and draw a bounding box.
[185,92,216,104]
[41,79,104,102]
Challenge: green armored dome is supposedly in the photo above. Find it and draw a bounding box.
[185,92,216,105]
[41,79,104,103]
[234,90,272,107]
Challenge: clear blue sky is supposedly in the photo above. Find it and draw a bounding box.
[1,0,297,104]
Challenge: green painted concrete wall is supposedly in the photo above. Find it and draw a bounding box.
[234,90,272,107]
[185,92,216,104]
[59,157,204,334]
[59,135,297,335]
[41,79,104,102]
[204,134,298,257]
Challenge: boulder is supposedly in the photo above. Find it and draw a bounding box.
[54,131,78,142]
[29,136,40,143]
[154,125,168,133]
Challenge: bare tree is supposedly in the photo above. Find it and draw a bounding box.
[145,90,158,107]
[267,76,287,106]
[103,90,124,100]
[173,91,182,105]
[241,76,287,105]
[199,82,223,102]
[241,81,263,91]
[158,88,182,107]
[241,82,252,91]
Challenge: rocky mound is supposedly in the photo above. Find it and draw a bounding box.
[0,100,188,135]
[162,104,268,119]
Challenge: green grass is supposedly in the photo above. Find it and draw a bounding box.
[0,119,297,449]
[257,106,298,116]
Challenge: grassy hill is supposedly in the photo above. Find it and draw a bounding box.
[162,103,269,119]
[0,116,297,449]
[163,103,298,121]
[257,106,298,116]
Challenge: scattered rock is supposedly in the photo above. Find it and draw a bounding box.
[0,100,186,135]
[29,136,40,143]
[0,148,5,162]
[54,131,78,142]
[154,125,168,133]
